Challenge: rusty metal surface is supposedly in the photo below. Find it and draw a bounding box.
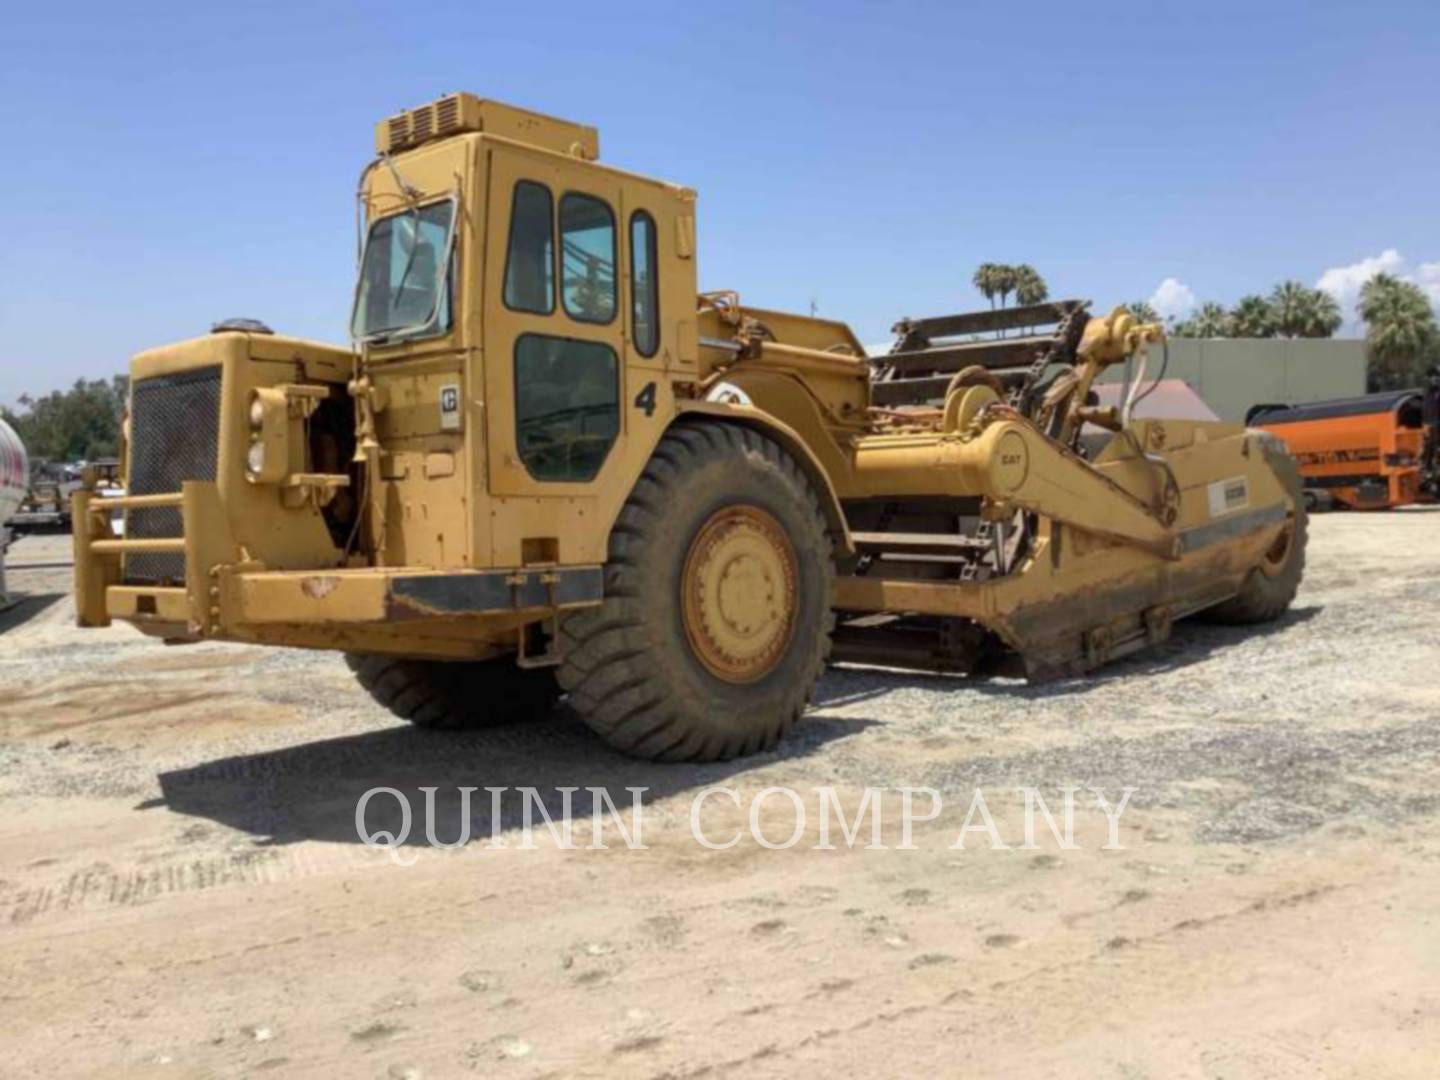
[879,335,1061,376]
[889,300,1087,343]
[871,304,1090,413]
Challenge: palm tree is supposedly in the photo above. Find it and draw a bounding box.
[1013,265,1049,307]
[1226,295,1274,338]
[1359,273,1406,312]
[1304,289,1343,338]
[1272,283,1324,338]
[1012,266,1049,334]
[1359,274,1438,389]
[972,263,1001,311]
[1174,301,1229,338]
[1125,301,1160,324]
[992,264,1019,310]
[1268,281,1338,338]
[972,262,1023,336]
[1194,301,1230,336]
[1268,281,1310,337]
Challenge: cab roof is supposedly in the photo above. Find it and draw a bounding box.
[376,93,600,161]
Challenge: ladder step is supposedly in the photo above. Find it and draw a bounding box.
[851,531,992,555]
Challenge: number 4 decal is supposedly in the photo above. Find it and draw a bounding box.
[633,380,657,417]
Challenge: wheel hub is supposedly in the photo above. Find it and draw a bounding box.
[1259,517,1295,577]
[681,506,798,683]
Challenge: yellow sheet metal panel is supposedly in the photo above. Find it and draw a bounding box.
[104,586,190,623]
[232,570,389,624]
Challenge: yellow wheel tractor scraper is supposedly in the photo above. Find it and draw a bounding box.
[72,93,1306,761]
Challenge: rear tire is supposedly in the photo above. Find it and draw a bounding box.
[1205,451,1308,624]
[558,423,834,762]
[345,652,558,729]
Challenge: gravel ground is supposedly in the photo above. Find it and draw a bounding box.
[1,513,1438,1078]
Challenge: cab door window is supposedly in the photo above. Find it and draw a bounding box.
[629,210,659,356]
[560,193,617,324]
[514,333,619,481]
[503,181,555,314]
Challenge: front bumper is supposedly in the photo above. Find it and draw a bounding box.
[72,483,603,645]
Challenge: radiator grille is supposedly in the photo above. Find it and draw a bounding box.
[125,366,222,584]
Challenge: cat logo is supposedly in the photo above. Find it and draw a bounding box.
[439,384,461,431]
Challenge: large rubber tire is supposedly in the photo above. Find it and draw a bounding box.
[558,423,835,762]
[1205,451,1308,624]
[345,652,558,729]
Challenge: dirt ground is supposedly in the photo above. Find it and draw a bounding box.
[2,513,1438,1079]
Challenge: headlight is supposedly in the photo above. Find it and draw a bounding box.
[245,387,291,484]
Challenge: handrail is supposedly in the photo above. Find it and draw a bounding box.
[92,491,183,510]
[89,538,186,555]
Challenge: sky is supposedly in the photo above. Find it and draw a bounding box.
[2,0,1438,405]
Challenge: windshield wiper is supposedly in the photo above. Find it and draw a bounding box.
[381,153,425,311]
[392,217,424,300]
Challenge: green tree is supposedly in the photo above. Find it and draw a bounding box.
[972,262,1024,336]
[1,376,128,462]
[1225,295,1274,338]
[1359,274,1438,390]
[1174,301,1229,338]
[1268,281,1340,338]
[991,264,1019,310]
[1268,281,1311,337]
[1306,289,1343,338]
[1125,301,1160,324]
[1013,265,1049,306]
[971,263,1002,310]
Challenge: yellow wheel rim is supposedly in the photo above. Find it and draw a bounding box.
[681,506,798,684]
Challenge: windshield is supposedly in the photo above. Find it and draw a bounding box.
[351,200,455,341]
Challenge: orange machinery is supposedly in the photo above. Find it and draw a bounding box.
[1248,370,1438,510]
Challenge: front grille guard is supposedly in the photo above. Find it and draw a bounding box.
[73,483,234,631]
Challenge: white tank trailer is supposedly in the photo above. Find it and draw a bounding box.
[0,417,29,607]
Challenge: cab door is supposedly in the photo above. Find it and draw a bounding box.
[483,145,628,502]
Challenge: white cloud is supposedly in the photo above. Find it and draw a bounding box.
[1312,250,1440,333]
[1413,262,1440,307]
[1315,249,1405,319]
[1149,278,1196,322]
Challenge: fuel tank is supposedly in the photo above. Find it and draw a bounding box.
[0,417,28,526]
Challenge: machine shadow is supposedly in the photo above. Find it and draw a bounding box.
[0,591,66,633]
[152,709,874,847]
[155,609,1318,844]
[814,605,1323,705]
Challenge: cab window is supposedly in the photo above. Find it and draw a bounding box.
[352,200,455,341]
[503,181,554,314]
[560,193,616,324]
[514,333,619,481]
[630,211,659,356]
